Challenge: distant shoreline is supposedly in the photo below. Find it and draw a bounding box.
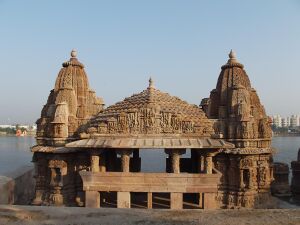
[0,134,36,137]
[273,133,300,137]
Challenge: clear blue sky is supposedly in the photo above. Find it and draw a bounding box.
[0,0,299,124]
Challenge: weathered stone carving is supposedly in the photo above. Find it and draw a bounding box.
[85,79,213,137]
[32,50,273,209]
[204,50,273,208]
[36,50,104,146]
[48,159,67,206]
[259,117,272,138]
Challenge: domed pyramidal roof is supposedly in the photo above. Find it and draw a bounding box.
[85,78,214,138]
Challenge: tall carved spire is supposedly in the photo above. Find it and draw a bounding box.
[206,51,271,139]
[36,50,104,146]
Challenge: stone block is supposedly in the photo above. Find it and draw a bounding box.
[203,193,217,209]
[170,193,183,209]
[85,191,100,208]
[147,192,152,209]
[117,192,130,208]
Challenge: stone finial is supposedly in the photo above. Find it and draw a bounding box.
[71,49,77,58]
[227,49,238,63]
[229,49,236,59]
[149,77,155,89]
[63,49,84,68]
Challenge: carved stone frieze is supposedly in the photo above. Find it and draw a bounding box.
[84,80,214,136]
[48,159,67,169]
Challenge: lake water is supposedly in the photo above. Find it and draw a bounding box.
[0,136,35,176]
[0,136,300,175]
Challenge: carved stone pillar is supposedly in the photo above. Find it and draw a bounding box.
[48,159,67,206]
[165,149,186,174]
[172,152,180,174]
[201,155,205,172]
[118,150,132,172]
[147,192,152,209]
[205,154,213,174]
[117,149,132,208]
[32,155,46,205]
[90,151,99,172]
[32,161,43,205]
[196,152,205,173]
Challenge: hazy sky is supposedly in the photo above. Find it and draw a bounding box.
[0,0,299,124]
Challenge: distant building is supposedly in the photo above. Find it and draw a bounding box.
[290,115,300,128]
[281,117,291,127]
[271,115,300,128]
[0,124,37,131]
[272,115,282,127]
[0,125,16,129]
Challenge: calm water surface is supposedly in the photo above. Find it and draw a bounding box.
[0,136,35,175]
[272,136,300,164]
[0,136,300,174]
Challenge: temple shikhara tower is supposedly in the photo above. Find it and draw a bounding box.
[202,50,273,208]
[31,50,273,209]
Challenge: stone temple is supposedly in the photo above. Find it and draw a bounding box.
[31,50,273,209]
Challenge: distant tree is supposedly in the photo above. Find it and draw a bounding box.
[0,127,16,134]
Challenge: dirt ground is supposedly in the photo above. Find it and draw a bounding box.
[0,205,300,225]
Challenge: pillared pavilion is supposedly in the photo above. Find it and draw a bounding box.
[31,50,273,209]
